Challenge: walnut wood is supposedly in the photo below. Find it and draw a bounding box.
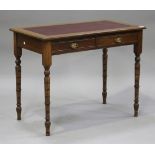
[14,33,22,120]
[134,31,142,117]
[102,48,108,104]
[10,21,145,136]
[134,55,140,117]
[42,41,52,136]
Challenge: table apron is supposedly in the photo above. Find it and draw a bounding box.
[16,31,139,55]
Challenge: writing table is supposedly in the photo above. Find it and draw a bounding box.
[10,20,145,136]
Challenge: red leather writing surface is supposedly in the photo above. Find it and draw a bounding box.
[25,21,131,36]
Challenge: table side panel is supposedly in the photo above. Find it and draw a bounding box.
[17,34,43,54]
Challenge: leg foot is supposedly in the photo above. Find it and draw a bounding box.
[16,107,22,120]
[45,121,51,136]
[134,111,138,117]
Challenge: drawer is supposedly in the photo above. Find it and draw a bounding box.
[52,38,96,54]
[96,33,138,48]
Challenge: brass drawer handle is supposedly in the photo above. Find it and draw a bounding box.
[70,42,79,49]
[114,37,122,43]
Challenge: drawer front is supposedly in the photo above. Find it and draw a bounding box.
[96,33,138,48]
[52,38,96,54]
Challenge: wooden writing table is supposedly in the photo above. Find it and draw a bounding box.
[10,20,145,136]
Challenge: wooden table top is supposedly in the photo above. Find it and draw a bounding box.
[10,20,145,40]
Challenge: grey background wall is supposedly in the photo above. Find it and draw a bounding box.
[0,10,155,143]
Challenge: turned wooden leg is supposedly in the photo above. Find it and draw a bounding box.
[102,48,108,104]
[42,42,52,136]
[134,33,142,117]
[44,68,51,136]
[15,52,22,120]
[14,34,22,120]
[134,54,141,117]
